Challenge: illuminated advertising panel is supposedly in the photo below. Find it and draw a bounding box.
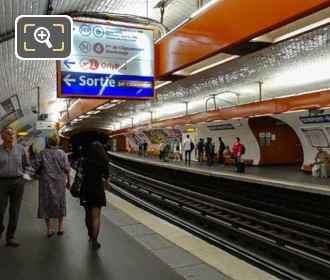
[57,20,155,99]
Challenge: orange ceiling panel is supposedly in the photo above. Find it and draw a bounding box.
[155,0,329,77]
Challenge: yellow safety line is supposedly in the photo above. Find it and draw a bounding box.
[24,24,35,33]
[23,42,35,52]
[52,24,64,33]
[53,42,64,52]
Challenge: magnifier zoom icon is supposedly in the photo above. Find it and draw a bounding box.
[34,27,53,49]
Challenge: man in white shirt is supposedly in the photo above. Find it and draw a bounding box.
[182,135,192,165]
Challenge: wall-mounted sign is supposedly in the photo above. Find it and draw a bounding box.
[57,20,155,100]
[35,121,53,130]
[0,95,23,130]
[207,124,234,130]
[300,115,330,124]
[184,128,196,132]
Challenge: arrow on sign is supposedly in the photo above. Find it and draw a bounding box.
[63,74,76,86]
[63,60,76,69]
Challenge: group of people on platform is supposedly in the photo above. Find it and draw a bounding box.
[138,140,148,157]
[0,127,109,250]
[153,135,245,172]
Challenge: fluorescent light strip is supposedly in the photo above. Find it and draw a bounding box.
[190,0,220,19]
[86,110,101,115]
[155,81,172,89]
[274,18,330,43]
[190,55,239,75]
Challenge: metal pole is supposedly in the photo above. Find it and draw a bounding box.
[146,0,148,17]
[131,118,134,128]
[258,81,263,102]
[212,94,216,110]
[150,112,153,123]
[184,102,189,115]
[37,86,41,120]
[66,99,70,124]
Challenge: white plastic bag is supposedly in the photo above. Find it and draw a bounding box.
[312,164,320,177]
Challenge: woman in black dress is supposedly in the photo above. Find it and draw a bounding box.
[81,141,110,250]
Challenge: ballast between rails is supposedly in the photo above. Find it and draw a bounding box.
[108,161,330,280]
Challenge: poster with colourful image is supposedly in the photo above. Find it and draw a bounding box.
[143,130,163,144]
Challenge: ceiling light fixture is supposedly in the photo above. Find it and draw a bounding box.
[189,55,239,75]
[155,81,172,89]
[190,0,220,19]
[274,18,330,42]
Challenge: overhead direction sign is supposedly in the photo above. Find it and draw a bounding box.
[57,20,155,99]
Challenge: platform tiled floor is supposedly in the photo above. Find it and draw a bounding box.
[0,180,232,280]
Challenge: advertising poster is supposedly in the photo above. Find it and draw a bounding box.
[0,95,23,130]
[143,130,162,144]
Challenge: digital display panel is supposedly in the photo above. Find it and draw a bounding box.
[57,20,155,99]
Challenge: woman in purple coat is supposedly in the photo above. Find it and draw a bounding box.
[34,133,70,236]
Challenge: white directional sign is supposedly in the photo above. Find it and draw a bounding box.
[57,20,155,99]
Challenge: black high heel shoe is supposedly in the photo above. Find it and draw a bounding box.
[92,239,101,250]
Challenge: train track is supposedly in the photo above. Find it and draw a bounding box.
[108,161,330,280]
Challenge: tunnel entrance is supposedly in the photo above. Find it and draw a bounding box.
[69,131,108,157]
[248,116,303,165]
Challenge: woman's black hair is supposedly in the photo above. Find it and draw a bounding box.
[86,141,109,167]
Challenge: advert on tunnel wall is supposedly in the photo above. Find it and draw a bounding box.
[57,19,155,99]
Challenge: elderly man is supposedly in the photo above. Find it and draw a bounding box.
[0,127,30,247]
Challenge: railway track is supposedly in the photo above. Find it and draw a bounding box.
[108,161,330,280]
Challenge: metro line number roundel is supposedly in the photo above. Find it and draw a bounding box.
[57,19,155,100]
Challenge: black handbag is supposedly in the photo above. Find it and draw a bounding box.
[70,160,84,198]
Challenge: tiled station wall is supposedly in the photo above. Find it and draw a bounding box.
[123,109,330,167]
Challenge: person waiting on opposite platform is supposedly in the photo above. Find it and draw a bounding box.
[159,141,165,160]
[218,137,226,166]
[205,138,215,166]
[163,142,170,162]
[142,140,148,157]
[138,140,143,156]
[182,135,192,165]
[314,147,329,178]
[197,138,205,165]
[223,145,232,164]
[173,139,181,161]
[232,137,243,171]
[0,127,30,247]
[33,133,70,237]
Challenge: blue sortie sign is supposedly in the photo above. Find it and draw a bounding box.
[61,71,154,97]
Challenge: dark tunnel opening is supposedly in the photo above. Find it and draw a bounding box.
[69,131,108,157]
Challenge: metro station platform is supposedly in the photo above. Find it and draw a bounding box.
[109,152,330,196]
[0,180,278,280]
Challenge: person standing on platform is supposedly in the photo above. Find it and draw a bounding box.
[163,142,169,162]
[138,140,143,156]
[173,139,181,161]
[183,135,192,165]
[0,127,30,247]
[205,138,214,166]
[232,137,244,172]
[33,133,70,237]
[314,147,329,177]
[159,141,165,160]
[81,141,110,250]
[197,138,205,165]
[142,140,148,157]
[218,137,226,166]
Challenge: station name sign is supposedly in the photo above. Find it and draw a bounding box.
[299,115,330,124]
[207,124,234,130]
[57,19,155,99]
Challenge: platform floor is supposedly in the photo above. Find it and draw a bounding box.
[0,180,279,280]
[109,152,330,196]
[0,181,185,280]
